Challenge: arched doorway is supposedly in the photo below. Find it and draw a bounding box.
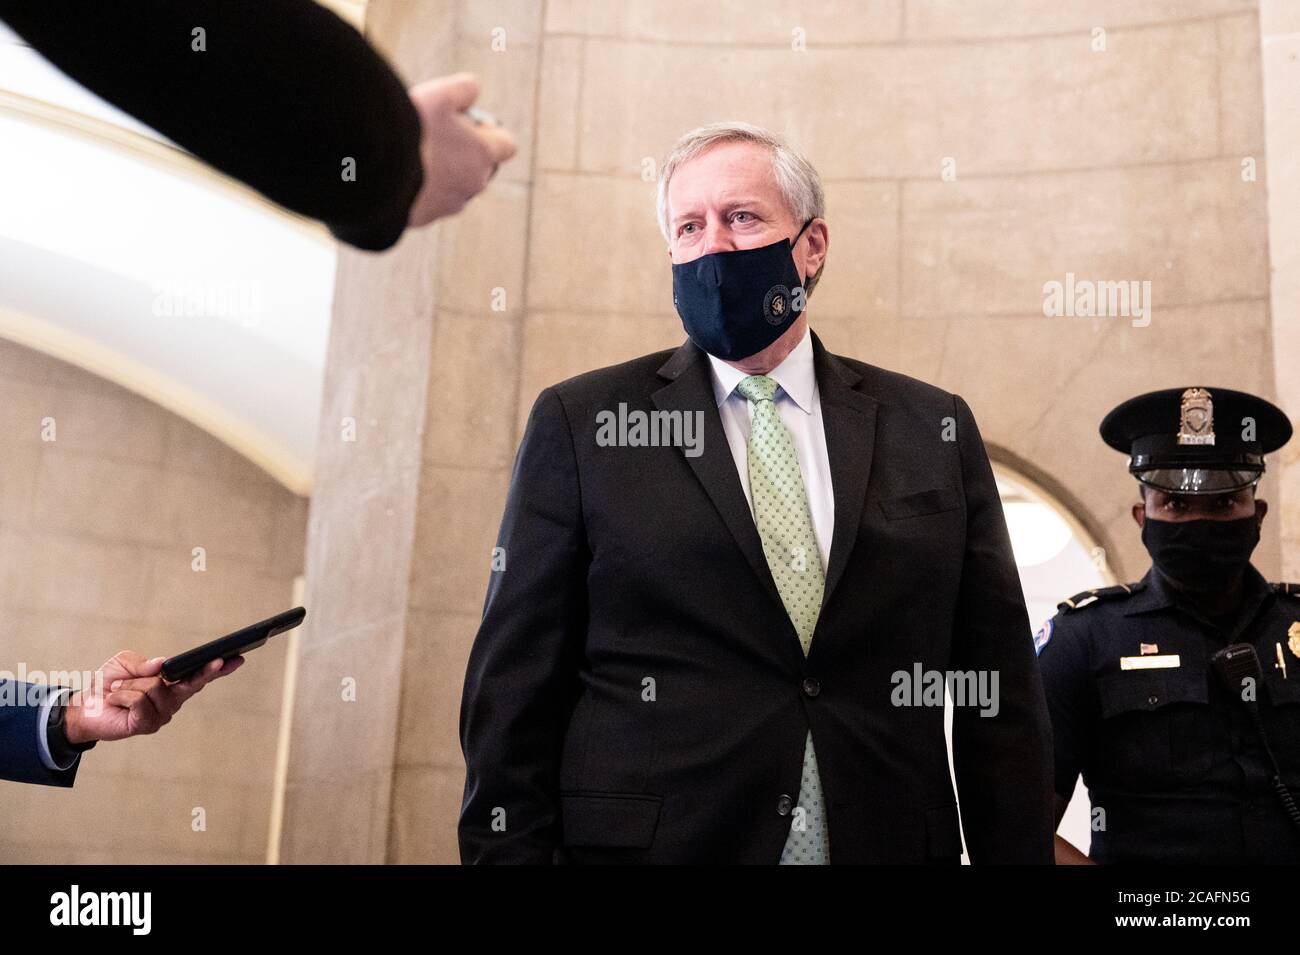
[944,461,1111,861]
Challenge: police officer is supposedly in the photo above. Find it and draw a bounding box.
[1039,386,1300,864]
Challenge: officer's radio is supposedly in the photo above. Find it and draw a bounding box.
[1212,644,1300,837]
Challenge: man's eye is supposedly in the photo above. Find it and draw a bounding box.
[679,223,696,235]
[733,212,753,223]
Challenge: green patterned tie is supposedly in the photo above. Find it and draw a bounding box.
[735,374,829,865]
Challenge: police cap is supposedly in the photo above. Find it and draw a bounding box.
[1100,386,1292,494]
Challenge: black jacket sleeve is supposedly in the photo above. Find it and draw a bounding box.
[458,388,589,864]
[948,394,1056,863]
[1036,613,1095,800]
[0,0,423,250]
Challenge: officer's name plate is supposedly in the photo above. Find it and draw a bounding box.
[1119,654,1181,670]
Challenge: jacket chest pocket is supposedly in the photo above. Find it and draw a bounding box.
[1095,668,1216,787]
[1263,672,1300,780]
[879,485,962,520]
[871,486,963,584]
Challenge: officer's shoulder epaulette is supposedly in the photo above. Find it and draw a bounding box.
[1056,582,1142,614]
[1270,582,1300,599]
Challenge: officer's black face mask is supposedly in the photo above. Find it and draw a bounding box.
[1141,515,1260,591]
[671,218,813,361]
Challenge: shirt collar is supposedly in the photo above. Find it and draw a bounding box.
[1121,568,1179,616]
[1124,563,1273,625]
[706,326,816,414]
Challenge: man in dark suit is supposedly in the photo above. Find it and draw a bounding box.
[459,122,1054,864]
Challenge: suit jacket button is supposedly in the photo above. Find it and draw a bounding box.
[802,677,821,697]
[777,795,794,815]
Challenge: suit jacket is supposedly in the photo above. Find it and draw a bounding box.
[0,681,79,787]
[459,331,1054,864]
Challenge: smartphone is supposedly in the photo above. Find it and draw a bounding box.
[463,105,500,126]
[161,607,306,683]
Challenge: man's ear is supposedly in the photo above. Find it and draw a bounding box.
[1131,500,1146,528]
[807,219,828,272]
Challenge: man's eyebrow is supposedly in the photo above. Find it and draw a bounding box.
[671,196,772,225]
[670,206,701,226]
[717,196,771,212]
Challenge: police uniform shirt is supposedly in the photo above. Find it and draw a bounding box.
[1037,565,1300,864]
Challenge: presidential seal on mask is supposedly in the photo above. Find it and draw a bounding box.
[1036,386,1300,865]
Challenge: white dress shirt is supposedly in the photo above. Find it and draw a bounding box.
[37,687,78,772]
[706,327,835,572]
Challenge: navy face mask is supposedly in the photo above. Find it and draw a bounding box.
[671,218,813,361]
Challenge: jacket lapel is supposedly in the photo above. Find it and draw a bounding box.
[652,332,880,636]
[810,331,878,611]
[652,340,788,620]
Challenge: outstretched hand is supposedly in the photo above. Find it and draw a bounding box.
[406,72,517,226]
[63,651,244,745]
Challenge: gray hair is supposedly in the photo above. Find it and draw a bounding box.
[656,121,827,294]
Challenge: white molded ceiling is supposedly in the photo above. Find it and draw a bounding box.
[0,20,336,493]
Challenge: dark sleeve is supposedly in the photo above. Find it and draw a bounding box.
[947,394,1056,864]
[0,0,422,251]
[458,387,588,865]
[1036,613,1094,799]
[0,682,81,787]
